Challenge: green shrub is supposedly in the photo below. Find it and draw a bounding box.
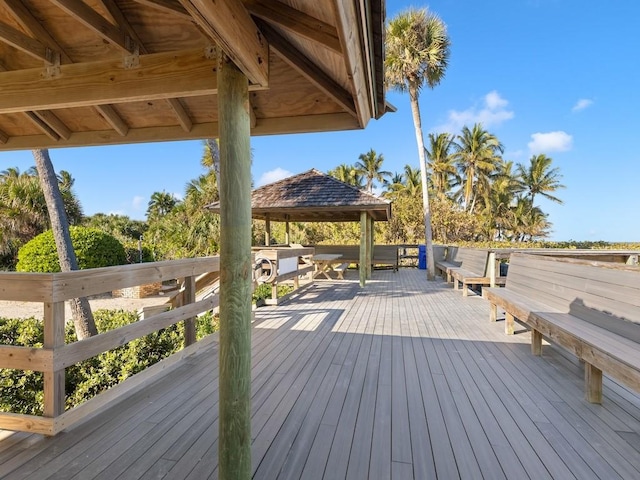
[252,283,294,303]
[16,227,127,272]
[0,309,218,415]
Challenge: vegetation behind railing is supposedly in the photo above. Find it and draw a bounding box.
[0,256,220,436]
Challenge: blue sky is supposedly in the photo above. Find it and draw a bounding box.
[2,0,639,242]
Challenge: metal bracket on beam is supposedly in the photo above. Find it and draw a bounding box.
[44,49,61,79]
[123,39,140,69]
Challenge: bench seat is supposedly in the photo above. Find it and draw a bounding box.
[333,262,350,280]
[484,253,640,403]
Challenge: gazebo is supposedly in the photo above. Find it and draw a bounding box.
[0,1,386,476]
[207,168,392,285]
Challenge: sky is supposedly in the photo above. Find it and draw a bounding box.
[2,0,639,242]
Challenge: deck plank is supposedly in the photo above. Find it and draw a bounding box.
[2,271,640,479]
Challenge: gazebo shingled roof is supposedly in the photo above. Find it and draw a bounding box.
[207,168,392,222]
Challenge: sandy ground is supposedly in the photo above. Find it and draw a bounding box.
[0,295,169,320]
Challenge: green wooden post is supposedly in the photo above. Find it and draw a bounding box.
[366,215,373,278]
[43,301,65,419]
[218,53,252,480]
[359,211,367,286]
[183,275,196,347]
[265,214,271,246]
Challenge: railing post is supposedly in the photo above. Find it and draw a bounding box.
[43,301,65,419]
[184,275,196,347]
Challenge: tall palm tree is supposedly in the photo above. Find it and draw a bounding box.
[480,160,520,240]
[516,154,565,205]
[452,123,504,212]
[32,148,97,339]
[385,7,450,280]
[355,149,390,193]
[426,132,456,196]
[383,171,404,197]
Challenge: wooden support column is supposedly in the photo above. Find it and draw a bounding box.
[183,275,196,347]
[218,53,252,480]
[367,217,374,278]
[43,301,65,419]
[285,217,290,245]
[359,211,367,287]
[265,214,271,246]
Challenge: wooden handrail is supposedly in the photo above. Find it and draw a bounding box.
[0,256,221,435]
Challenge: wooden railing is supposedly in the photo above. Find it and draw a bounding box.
[0,256,220,436]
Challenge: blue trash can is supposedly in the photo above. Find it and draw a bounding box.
[418,245,427,269]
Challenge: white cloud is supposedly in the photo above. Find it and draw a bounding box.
[257,167,293,187]
[132,195,145,210]
[528,131,573,154]
[433,90,514,133]
[173,192,184,201]
[572,98,593,112]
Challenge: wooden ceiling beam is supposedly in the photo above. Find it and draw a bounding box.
[94,105,129,136]
[0,0,73,63]
[258,21,356,118]
[24,111,60,141]
[0,48,233,114]
[50,0,131,53]
[0,113,360,150]
[130,0,192,21]
[244,0,341,53]
[166,98,192,132]
[179,0,268,86]
[0,21,49,62]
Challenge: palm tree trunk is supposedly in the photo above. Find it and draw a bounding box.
[33,149,98,339]
[409,85,436,281]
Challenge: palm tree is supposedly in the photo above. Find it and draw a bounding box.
[32,148,97,339]
[355,149,390,193]
[516,154,565,205]
[480,160,520,240]
[426,132,456,196]
[146,191,178,218]
[328,164,365,189]
[452,123,504,212]
[385,7,450,280]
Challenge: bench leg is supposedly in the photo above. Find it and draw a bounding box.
[462,282,468,297]
[446,272,452,283]
[585,363,603,404]
[489,304,497,322]
[531,329,542,355]
[505,312,515,335]
[453,278,459,290]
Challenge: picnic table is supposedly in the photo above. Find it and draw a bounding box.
[312,254,344,280]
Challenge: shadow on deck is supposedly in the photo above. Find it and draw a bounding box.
[2,270,640,479]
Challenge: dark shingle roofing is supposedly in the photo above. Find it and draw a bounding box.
[206,169,391,222]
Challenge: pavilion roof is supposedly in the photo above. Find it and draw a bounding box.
[0,0,387,151]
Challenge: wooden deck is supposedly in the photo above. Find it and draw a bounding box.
[3,270,640,479]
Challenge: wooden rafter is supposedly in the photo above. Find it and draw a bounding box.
[101,0,193,132]
[50,0,131,53]
[24,111,60,141]
[0,48,239,114]
[179,0,268,86]
[0,21,49,62]
[130,0,192,21]
[32,111,71,140]
[94,105,129,136]
[0,0,72,63]
[258,21,356,118]
[245,0,341,53]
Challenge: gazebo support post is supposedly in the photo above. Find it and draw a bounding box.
[218,53,252,480]
[359,211,369,286]
[285,217,290,245]
[366,215,373,278]
[265,214,271,246]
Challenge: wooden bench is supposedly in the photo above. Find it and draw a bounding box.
[333,262,350,280]
[484,253,640,403]
[434,246,461,282]
[447,248,506,296]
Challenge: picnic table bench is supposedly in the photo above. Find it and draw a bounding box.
[437,247,506,295]
[484,253,640,403]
